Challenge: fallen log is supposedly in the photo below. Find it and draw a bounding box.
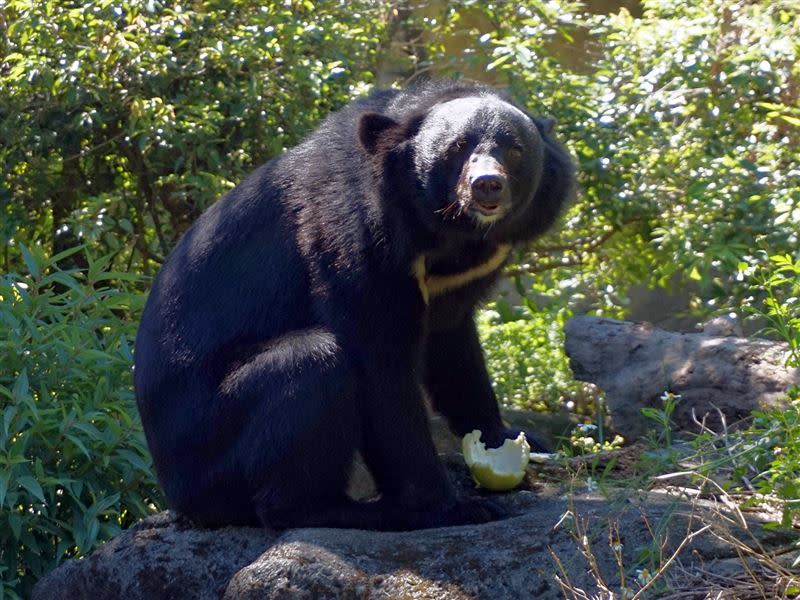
[564,316,800,440]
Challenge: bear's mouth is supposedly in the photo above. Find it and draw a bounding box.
[473,201,500,214]
[436,193,508,226]
[468,200,508,225]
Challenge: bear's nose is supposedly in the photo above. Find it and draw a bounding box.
[470,173,508,211]
[471,174,505,196]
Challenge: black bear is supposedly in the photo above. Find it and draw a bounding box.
[134,80,574,530]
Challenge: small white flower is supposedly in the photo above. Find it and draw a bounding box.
[660,391,681,404]
[636,567,653,585]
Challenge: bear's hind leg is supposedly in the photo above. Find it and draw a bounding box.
[220,327,362,528]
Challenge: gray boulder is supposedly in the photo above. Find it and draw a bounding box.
[32,461,791,599]
[565,316,800,440]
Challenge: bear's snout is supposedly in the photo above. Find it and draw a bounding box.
[465,155,510,218]
[471,174,506,208]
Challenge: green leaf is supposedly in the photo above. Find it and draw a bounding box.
[84,518,100,550]
[65,434,91,458]
[72,422,102,440]
[779,114,800,127]
[12,369,29,402]
[91,493,121,515]
[9,512,22,540]
[18,244,40,279]
[48,245,86,267]
[17,475,46,504]
[0,471,10,506]
[41,271,83,291]
[487,53,513,71]
[116,449,152,473]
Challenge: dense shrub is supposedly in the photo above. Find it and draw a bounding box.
[748,254,800,367]
[0,246,158,598]
[477,305,596,413]
[0,0,388,275]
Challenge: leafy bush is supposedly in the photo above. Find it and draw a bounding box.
[0,245,159,598]
[586,0,800,312]
[731,254,800,526]
[0,0,387,275]
[748,254,800,367]
[477,304,597,413]
[741,387,800,528]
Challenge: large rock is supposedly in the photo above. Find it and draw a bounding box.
[30,511,273,600]
[565,316,800,440]
[32,457,793,600]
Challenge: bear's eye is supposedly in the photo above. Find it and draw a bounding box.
[506,146,523,162]
[451,136,468,153]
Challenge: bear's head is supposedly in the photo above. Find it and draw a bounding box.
[359,90,573,244]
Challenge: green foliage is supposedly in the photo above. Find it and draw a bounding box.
[477,305,587,412]
[0,245,158,598]
[742,387,800,528]
[0,0,387,274]
[580,0,800,312]
[691,386,800,529]
[640,391,681,448]
[729,255,800,527]
[746,254,800,367]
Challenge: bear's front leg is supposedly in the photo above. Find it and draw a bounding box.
[357,350,507,529]
[425,317,550,452]
[337,278,505,529]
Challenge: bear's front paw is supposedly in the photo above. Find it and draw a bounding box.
[416,497,508,529]
[481,426,551,453]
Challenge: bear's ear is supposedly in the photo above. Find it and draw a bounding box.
[358,112,402,154]
[538,117,556,134]
[528,114,556,135]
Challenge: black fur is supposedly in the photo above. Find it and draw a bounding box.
[134,80,574,530]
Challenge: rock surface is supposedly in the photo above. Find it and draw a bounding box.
[564,316,800,440]
[31,511,273,600]
[32,458,792,600]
